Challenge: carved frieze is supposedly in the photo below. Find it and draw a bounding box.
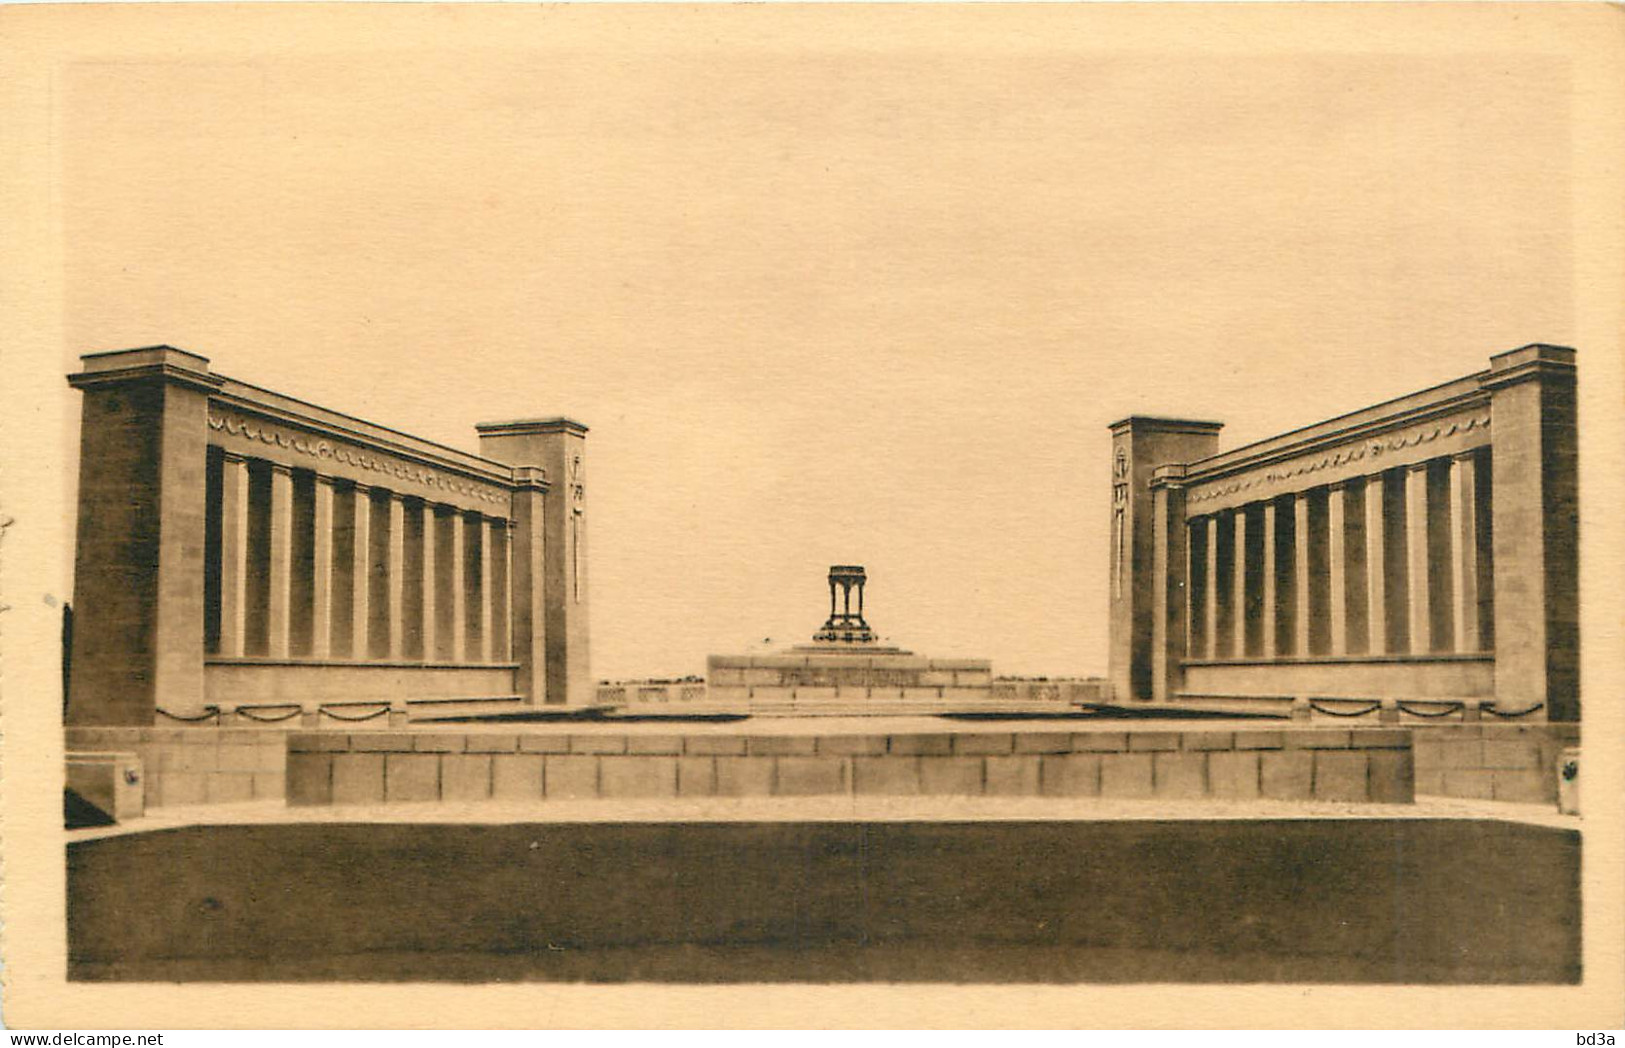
[207,412,509,511]
[1186,413,1491,512]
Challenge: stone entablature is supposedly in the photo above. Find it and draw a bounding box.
[1183,372,1488,484]
[65,346,594,725]
[1183,405,1491,514]
[1111,344,1577,722]
[206,405,511,515]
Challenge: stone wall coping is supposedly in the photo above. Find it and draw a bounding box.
[283,723,1415,757]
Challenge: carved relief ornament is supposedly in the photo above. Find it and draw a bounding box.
[207,413,507,506]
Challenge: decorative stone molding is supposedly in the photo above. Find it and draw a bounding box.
[1186,414,1490,507]
[208,412,508,507]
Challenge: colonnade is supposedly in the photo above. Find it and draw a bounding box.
[205,448,513,664]
[1185,448,1493,662]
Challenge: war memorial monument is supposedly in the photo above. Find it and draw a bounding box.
[59,342,1582,984]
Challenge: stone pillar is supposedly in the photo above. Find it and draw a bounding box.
[386,493,406,659]
[488,517,511,662]
[1149,466,1187,701]
[1364,472,1388,655]
[216,451,251,658]
[266,463,295,658]
[477,418,592,705]
[349,483,371,660]
[447,509,467,661]
[311,475,335,658]
[1203,515,1219,661]
[1405,462,1432,655]
[508,468,550,702]
[462,511,486,661]
[1231,506,1249,658]
[1327,482,1349,656]
[1484,344,1578,720]
[1449,450,1481,654]
[66,348,222,724]
[1103,417,1223,701]
[1293,492,1311,657]
[1262,500,1279,659]
[475,515,496,661]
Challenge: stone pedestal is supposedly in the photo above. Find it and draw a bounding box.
[66,347,222,725]
[476,419,591,706]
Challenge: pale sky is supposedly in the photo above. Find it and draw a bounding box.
[46,7,1574,680]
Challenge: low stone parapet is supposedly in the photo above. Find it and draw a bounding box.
[284,725,1414,806]
[64,726,289,808]
[1413,723,1580,804]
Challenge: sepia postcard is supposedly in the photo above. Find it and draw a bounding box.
[1,1,1622,1031]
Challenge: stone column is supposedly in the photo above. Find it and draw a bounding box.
[216,451,251,658]
[1405,462,1432,655]
[350,483,372,660]
[67,347,223,724]
[1293,492,1311,657]
[386,493,406,659]
[1231,506,1249,658]
[475,515,496,662]
[477,418,593,704]
[1484,344,1578,719]
[1201,515,1219,660]
[447,509,467,661]
[1364,472,1388,655]
[1262,500,1279,659]
[419,501,438,662]
[1449,451,1482,654]
[311,475,335,659]
[488,517,511,662]
[266,463,295,658]
[1149,466,1187,701]
[1327,482,1349,656]
[508,467,550,702]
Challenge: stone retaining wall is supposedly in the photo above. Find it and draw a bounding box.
[1412,723,1579,804]
[284,727,1414,806]
[65,727,288,808]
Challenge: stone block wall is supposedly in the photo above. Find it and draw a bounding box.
[284,727,1414,806]
[1413,723,1579,804]
[65,726,289,808]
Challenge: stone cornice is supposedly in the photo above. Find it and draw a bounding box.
[1185,410,1491,510]
[1108,416,1224,437]
[476,417,590,437]
[207,407,512,510]
[1481,343,1577,391]
[1186,375,1489,485]
[212,379,511,485]
[68,345,224,396]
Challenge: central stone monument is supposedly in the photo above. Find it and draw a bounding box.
[705,565,993,714]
